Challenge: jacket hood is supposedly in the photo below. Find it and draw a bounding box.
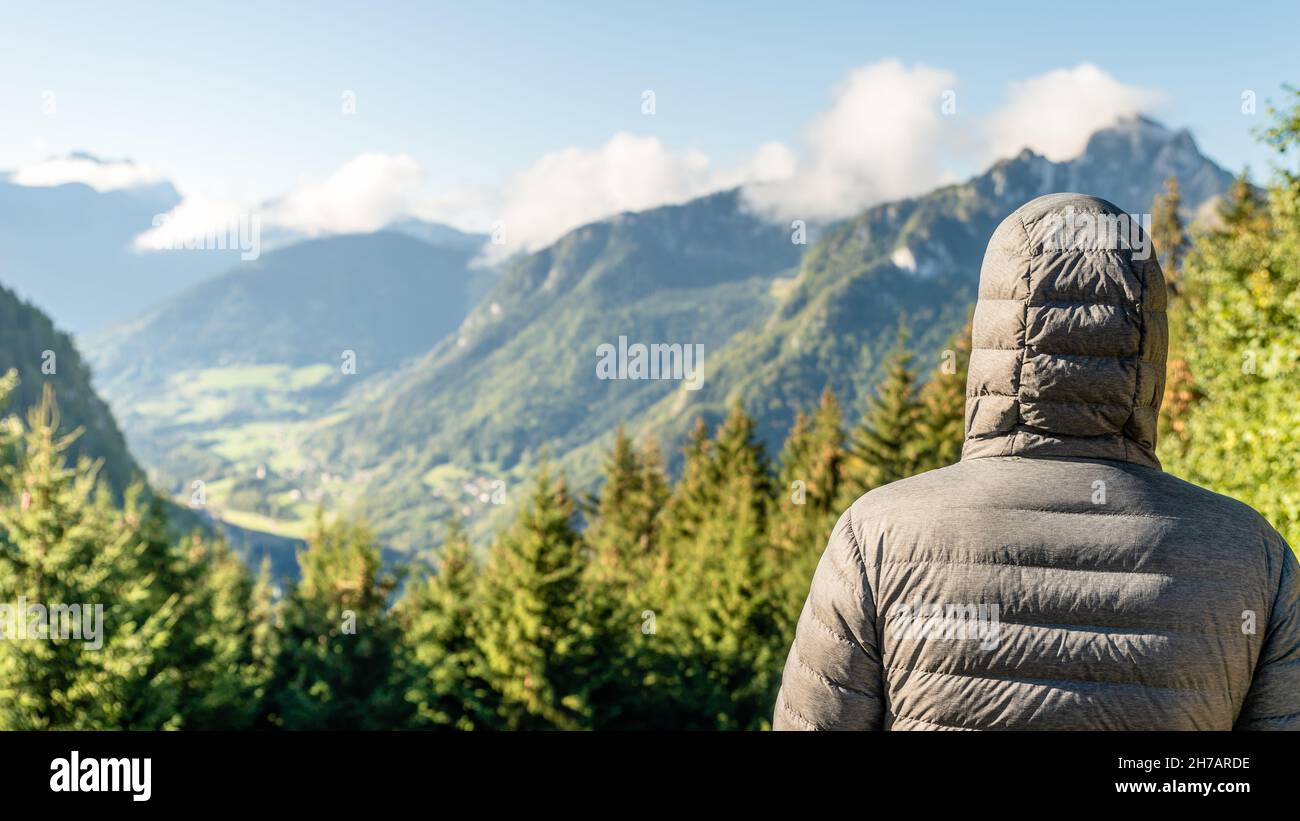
[961,193,1168,468]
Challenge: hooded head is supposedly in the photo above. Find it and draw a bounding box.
[962,193,1168,468]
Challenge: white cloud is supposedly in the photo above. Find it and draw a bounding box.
[129,63,1165,258]
[481,132,778,259]
[131,192,252,253]
[742,61,1161,222]
[269,152,424,236]
[11,155,163,191]
[743,60,960,222]
[133,152,424,253]
[986,64,1163,161]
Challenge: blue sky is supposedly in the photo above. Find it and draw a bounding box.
[2,0,1296,248]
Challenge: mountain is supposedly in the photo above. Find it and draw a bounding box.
[0,155,242,333]
[616,114,1239,456]
[88,231,490,541]
[93,231,480,379]
[0,278,319,579]
[384,218,502,307]
[296,189,804,550]
[0,283,143,493]
[87,116,1237,557]
[293,116,1236,552]
[383,218,486,252]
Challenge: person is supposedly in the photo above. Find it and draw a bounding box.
[773,193,1300,731]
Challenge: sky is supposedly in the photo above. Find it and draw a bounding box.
[2,0,1297,254]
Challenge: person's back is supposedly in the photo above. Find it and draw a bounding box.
[773,193,1300,731]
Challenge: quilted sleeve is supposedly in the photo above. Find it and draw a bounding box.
[1236,536,1300,730]
[772,507,885,730]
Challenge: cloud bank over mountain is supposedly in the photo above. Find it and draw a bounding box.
[9,153,164,191]
[18,62,1160,260]
[986,64,1166,162]
[743,61,1163,221]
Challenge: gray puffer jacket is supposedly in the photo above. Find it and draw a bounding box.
[774,193,1300,731]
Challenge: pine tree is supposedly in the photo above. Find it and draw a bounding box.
[769,389,845,636]
[265,513,413,729]
[0,384,179,729]
[1152,175,1186,292]
[657,417,718,553]
[584,426,668,590]
[248,557,281,710]
[174,533,272,729]
[913,319,972,473]
[475,466,594,729]
[579,429,676,729]
[664,403,779,729]
[399,519,496,729]
[841,327,923,504]
[1219,171,1267,230]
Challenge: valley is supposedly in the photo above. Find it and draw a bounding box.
[10,116,1239,565]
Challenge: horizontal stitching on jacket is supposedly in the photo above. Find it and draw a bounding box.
[871,555,1237,586]
[804,606,858,649]
[1249,709,1300,722]
[794,655,878,701]
[966,392,1135,410]
[1024,248,1143,258]
[870,504,1183,522]
[876,556,1177,577]
[884,665,1223,695]
[1022,350,1140,361]
[972,297,1137,306]
[1028,300,1136,309]
[777,692,820,731]
[825,554,861,598]
[889,712,981,731]
[1251,656,1300,676]
[970,347,1139,359]
[961,431,1152,448]
[990,619,1203,639]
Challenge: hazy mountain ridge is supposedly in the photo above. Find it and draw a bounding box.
[84,230,491,550]
[0,157,242,333]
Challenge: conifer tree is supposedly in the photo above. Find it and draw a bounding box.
[248,556,281,691]
[172,534,272,729]
[913,319,972,473]
[579,429,676,728]
[769,389,845,635]
[0,384,179,729]
[657,417,718,553]
[399,519,496,729]
[841,328,922,503]
[265,513,413,729]
[475,466,594,729]
[1219,171,1268,230]
[585,426,668,590]
[664,403,779,729]
[1152,175,1185,292]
